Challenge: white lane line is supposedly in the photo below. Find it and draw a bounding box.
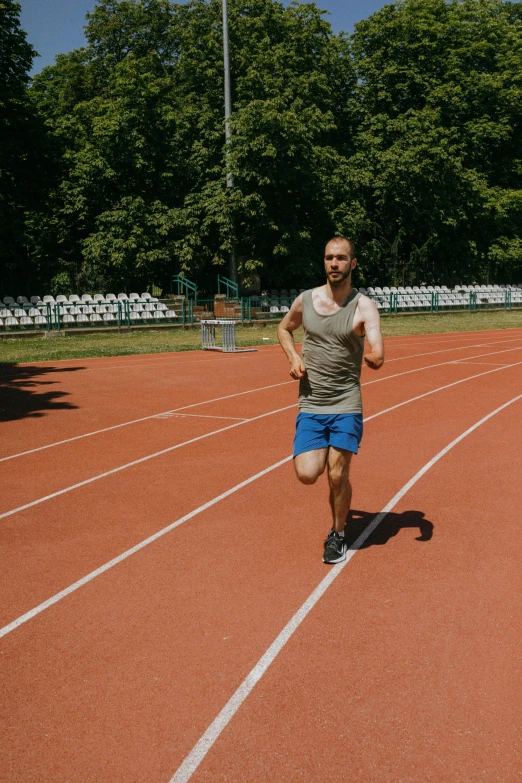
[452,361,512,367]
[170,391,522,783]
[0,456,293,640]
[384,335,522,363]
[2,362,522,639]
[363,345,522,387]
[385,330,522,348]
[2,358,522,522]
[0,380,294,463]
[153,413,248,421]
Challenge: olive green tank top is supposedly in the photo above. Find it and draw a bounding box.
[298,288,364,414]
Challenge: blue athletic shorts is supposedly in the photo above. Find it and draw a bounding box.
[293,412,363,458]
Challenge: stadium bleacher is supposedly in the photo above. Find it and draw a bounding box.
[0,292,179,331]
[0,284,521,331]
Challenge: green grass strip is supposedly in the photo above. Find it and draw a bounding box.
[0,310,521,364]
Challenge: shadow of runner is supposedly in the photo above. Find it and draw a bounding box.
[0,364,83,422]
[344,508,434,549]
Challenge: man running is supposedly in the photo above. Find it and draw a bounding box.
[277,236,385,564]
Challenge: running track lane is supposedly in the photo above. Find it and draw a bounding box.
[2,331,522,457]
[2,341,522,512]
[1,357,521,625]
[0,348,291,455]
[182,394,522,783]
[1,365,521,780]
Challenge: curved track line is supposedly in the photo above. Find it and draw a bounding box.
[3,341,521,464]
[2,363,521,638]
[363,344,522,387]
[384,335,522,363]
[2,357,522,522]
[170,391,522,783]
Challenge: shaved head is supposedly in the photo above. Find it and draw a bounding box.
[325,236,356,260]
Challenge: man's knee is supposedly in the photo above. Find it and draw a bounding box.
[294,455,325,485]
[327,451,352,490]
[328,468,349,490]
[296,468,319,485]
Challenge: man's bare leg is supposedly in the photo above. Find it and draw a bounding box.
[327,447,353,532]
[294,448,328,485]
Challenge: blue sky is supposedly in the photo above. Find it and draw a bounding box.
[20,0,389,75]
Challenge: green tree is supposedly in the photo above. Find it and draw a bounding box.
[343,0,522,285]
[28,0,354,294]
[0,0,42,293]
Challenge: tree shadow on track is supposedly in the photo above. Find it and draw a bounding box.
[0,364,84,422]
[345,509,434,549]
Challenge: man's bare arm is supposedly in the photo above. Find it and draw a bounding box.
[358,296,384,370]
[277,294,306,379]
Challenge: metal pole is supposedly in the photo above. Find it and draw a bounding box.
[222,0,233,189]
[222,0,237,282]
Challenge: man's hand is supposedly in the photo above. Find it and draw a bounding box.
[277,294,305,379]
[290,356,306,379]
[364,351,384,370]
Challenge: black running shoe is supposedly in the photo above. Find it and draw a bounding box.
[322,530,347,564]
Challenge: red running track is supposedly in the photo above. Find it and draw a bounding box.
[1,328,521,782]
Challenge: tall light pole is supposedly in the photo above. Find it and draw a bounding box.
[222,0,237,282]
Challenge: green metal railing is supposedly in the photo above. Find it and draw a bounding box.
[171,274,197,300]
[217,275,239,299]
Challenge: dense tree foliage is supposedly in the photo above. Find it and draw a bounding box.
[2,0,522,294]
[344,0,522,286]
[0,0,43,292]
